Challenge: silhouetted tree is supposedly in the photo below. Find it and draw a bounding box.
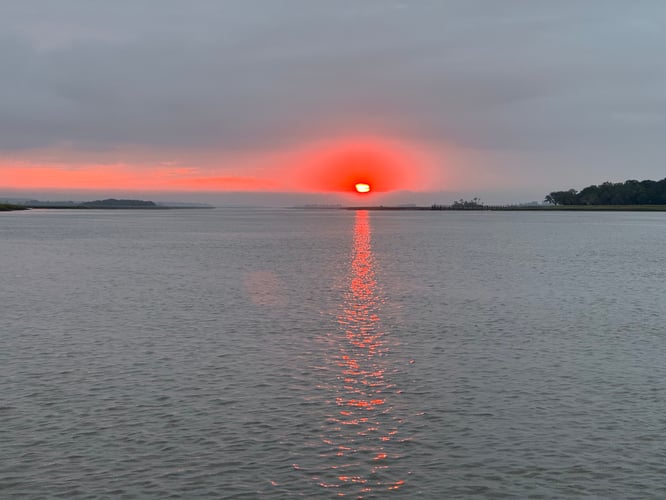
[544,189,578,205]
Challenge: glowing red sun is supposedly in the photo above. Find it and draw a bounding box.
[297,138,423,194]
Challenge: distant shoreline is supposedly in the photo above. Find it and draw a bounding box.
[20,205,214,210]
[338,205,666,212]
[7,203,666,212]
[1,198,215,210]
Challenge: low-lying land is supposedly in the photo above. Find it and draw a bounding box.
[0,203,28,211]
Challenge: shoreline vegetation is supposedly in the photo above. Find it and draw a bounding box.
[546,178,666,206]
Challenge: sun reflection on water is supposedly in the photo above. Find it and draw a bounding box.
[314,210,406,496]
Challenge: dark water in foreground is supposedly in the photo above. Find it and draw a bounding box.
[2,209,666,498]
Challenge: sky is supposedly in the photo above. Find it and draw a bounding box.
[2,0,666,205]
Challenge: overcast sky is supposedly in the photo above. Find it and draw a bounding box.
[2,1,666,204]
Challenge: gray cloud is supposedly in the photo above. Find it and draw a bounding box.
[2,0,666,187]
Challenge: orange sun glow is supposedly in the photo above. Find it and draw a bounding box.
[295,137,431,194]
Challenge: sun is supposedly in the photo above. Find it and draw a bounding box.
[355,182,371,193]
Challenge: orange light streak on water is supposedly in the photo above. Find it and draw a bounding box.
[314,211,406,495]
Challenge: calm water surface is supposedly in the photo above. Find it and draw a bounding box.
[2,209,666,498]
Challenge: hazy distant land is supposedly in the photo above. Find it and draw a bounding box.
[0,198,214,210]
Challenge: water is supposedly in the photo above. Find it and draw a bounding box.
[2,208,666,498]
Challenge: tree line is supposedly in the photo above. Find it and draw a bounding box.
[545,178,666,205]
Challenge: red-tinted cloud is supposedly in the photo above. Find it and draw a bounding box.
[0,163,273,191]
